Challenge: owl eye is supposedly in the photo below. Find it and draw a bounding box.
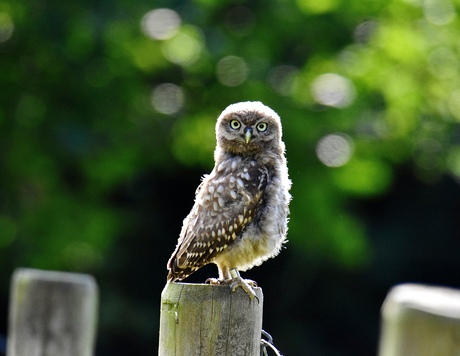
[256,122,268,132]
[230,119,241,130]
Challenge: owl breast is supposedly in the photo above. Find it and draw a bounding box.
[208,154,290,271]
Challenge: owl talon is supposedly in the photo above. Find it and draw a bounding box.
[206,274,258,300]
[227,268,258,300]
[205,278,221,285]
[230,276,257,300]
[243,279,258,287]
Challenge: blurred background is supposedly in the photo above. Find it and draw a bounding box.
[1,0,460,354]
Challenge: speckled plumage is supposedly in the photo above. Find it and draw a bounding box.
[167,101,291,296]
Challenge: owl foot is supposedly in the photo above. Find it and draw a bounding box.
[205,271,258,301]
[229,268,258,300]
[229,276,257,300]
[205,278,220,285]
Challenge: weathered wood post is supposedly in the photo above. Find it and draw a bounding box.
[379,283,460,356]
[7,268,99,356]
[159,282,263,356]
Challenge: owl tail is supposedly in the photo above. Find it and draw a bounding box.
[167,255,196,283]
[166,271,176,283]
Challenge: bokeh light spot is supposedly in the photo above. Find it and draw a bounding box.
[0,12,14,43]
[141,8,181,40]
[216,56,249,87]
[162,27,203,67]
[316,133,354,167]
[423,0,455,25]
[151,83,184,115]
[311,73,356,108]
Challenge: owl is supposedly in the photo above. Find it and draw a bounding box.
[167,101,291,299]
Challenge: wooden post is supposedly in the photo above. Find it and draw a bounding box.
[7,268,99,356]
[379,283,460,356]
[159,282,263,356]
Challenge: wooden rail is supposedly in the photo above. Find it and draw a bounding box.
[7,269,460,356]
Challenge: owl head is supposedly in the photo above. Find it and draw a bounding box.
[215,101,284,156]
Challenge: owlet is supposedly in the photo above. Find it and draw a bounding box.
[167,101,291,299]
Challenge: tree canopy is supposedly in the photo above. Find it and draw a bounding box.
[1,0,460,354]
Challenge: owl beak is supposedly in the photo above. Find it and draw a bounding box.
[244,127,252,144]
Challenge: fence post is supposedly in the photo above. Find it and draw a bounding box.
[378,283,460,356]
[7,268,99,356]
[159,282,263,356]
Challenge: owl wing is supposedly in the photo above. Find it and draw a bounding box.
[167,159,268,281]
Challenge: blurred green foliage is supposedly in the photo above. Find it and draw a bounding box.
[1,0,460,354]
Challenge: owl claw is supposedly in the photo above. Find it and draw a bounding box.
[229,276,258,300]
[205,275,258,301]
[205,277,220,285]
[228,268,258,301]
